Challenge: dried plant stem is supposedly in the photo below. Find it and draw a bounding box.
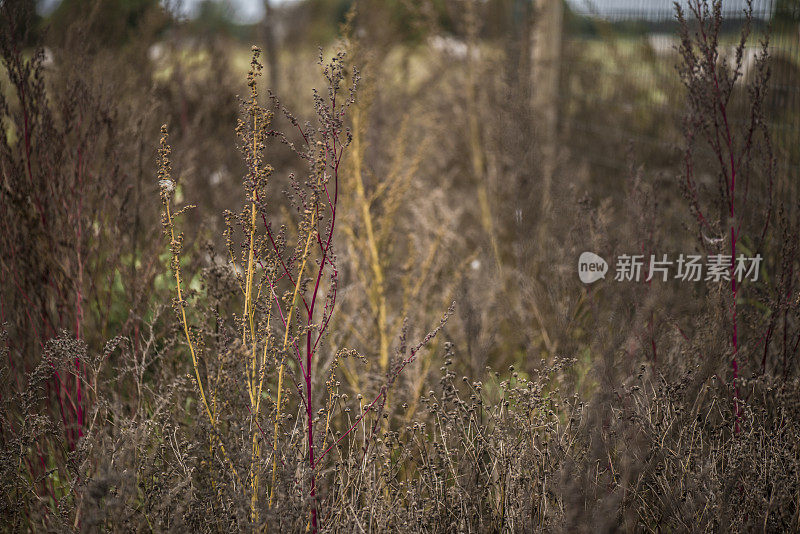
[350,107,389,371]
[244,87,265,525]
[162,187,241,488]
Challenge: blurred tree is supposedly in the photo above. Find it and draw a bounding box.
[773,0,799,35]
[192,0,240,38]
[531,0,563,238]
[302,0,351,43]
[47,0,167,47]
[562,0,597,37]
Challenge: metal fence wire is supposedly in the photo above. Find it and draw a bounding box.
[557,0,799,193]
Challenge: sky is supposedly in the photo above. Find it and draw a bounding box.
[38,0,775,25]
[171,0,296,22]
[35,0,298,22]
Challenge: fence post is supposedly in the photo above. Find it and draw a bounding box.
[531,0,563,228]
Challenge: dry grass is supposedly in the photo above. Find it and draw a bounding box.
[0,0,798,532]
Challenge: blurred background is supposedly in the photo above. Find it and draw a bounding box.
[4,0,799,403]
[25,0,800,181]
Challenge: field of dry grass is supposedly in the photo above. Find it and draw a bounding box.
[1,0,799,532]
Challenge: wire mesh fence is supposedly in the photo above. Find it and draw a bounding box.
[556,0,799,194]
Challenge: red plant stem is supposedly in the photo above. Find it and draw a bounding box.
[762,323,774,374]
[317,314,447,464]
[717,77,740,434]
[697,0,741,432]
[267,277,307,380]
[304,113,341,532]
[75,144,84,438]
[267,279,311,413]
[12,48,46,228]
[318,387,385,463]
[317,334,430,464]
[246,403,287,469]
[257,200,311,315]
[306,345,317,530]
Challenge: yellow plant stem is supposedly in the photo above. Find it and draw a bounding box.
[269,207,317,508]
[245,104,262,525]
[165,201,241,488]
[351,108,389,372]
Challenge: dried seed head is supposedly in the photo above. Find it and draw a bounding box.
[159,179,174,193]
